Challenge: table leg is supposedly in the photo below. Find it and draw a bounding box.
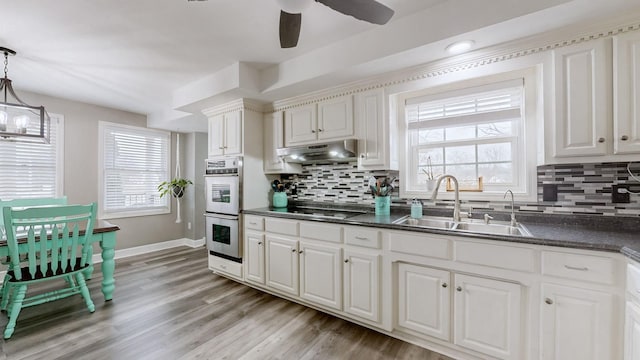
[100,232,116,301]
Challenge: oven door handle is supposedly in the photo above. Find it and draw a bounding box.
[204,213,239,220]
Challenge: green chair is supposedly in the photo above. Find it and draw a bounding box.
[1,203,97,339]
[0,197,68,237]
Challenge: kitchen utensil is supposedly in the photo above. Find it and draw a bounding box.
[272,179,281,192]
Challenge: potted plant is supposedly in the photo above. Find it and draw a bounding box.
[158,178,193,198]
[422,156,438,191]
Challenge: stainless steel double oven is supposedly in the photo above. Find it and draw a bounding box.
[204,157,242,263]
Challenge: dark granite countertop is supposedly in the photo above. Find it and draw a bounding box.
[243,204,640,262]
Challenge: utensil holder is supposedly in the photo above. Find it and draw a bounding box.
[375,196,390,216]
[273,192,288,208]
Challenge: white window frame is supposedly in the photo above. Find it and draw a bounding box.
[398,68,539,202]
[98,121,171,219]
[0,113,64,200]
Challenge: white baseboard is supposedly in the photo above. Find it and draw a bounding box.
[91,237,205,264]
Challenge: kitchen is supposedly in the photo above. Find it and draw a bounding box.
[1,0,640,359]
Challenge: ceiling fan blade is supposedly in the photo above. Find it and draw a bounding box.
[279,11,302,48]
[316,0,394,25]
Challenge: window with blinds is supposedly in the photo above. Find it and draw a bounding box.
[100,122,170,218]
[0,115,62,200]
[404,79,525,193]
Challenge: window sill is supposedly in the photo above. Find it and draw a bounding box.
[99,208,170,220]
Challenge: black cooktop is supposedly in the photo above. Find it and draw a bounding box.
[267,206,366,220]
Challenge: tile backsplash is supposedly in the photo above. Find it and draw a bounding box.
[281,161,640,217]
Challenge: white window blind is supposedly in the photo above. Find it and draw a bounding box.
[100,122,170,217]
[0,116,61,200]
[404,79,525,193]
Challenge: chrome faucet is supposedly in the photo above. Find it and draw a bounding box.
[504,189,517,226]
[431,175,461,222]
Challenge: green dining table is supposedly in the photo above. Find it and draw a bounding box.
[0,219,119,301]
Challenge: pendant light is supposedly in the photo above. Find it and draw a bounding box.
[0,47,50,143]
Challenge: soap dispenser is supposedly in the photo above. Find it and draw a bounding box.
[411,199,423,219]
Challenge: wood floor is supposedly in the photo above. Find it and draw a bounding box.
[0,246,454,360]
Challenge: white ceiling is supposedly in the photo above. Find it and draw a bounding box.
[2,0,639,132]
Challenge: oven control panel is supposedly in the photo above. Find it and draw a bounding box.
[205,157,241,175]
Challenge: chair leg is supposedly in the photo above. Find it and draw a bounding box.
[1,275,13,311]
[76,273,95,313]
[4,284,27,339]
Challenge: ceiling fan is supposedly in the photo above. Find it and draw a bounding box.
[277,0,395,48]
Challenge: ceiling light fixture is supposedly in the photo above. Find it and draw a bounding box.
[445,40,475,54]
[0,47,49,143]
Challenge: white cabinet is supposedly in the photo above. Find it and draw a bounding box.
[265,235,299,296]
[453,274,522,360]
[263,111,301,174]
[245,231,265,285]
[344,251,380,322]
[299,242,342,310]
[541,283,616,360]
[552,38,611,158]
[397,263,450,341]
[355,88,396,170]
[625,302,640,360]
[284,96,354,146]
[207,110,243,157]
[614,31,640,154]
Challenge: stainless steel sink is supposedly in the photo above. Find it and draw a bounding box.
[453,222,532,237]
[393,215,532,237]
[393,216,457,230]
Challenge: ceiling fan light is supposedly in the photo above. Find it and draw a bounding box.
[277,0,311,14]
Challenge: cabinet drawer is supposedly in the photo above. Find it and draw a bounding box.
[542,251,617,285]
[627,263,640,299]
[300,222,343,243]
[244,215,264,231]
[209,255,243,279]
[456,241,536,273]
[345,227,381,249]
[389,232,451,260]
[265,218,299,236]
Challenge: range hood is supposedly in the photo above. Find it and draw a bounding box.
[277,139,358,163]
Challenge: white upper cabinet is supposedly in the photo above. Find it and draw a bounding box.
[552,38,611,158]
[207,109,243,157]
[614,31,640,154]
[355,88,392,170]
[284,96,354,146]
[263,111,302,174]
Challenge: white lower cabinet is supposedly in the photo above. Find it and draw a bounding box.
[396,264,522,360]
[397,263,451,341]
[266,235,299,296]
[454,274,522,360]
[344,251,380,322]
[299,242,342,310]
[626,301,640,360]
[245,231,265,285]
[541,283,615,360]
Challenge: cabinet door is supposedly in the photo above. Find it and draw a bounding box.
[397,263,450,341]
[245,231,265,285]
[207,114,225,157]
[614,31,640,154]
[266,235,299,296]
[284,104,317,145]
[223,110,243,155]
[453,274,522,360]
[317,95,354,140]
[356,88,385,168]
[553,38,610,157]
[344,251,380,323]
[264,112,301,174]
[541,283,616,360]
[299,242,342,310]
[625,301,640,360]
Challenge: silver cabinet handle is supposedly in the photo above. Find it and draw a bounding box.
[311,129,316,133]
[344,259,349,263]
[360,154,365,158]
[355,236,369,241]
[545,298,553,305]
[456,286,462,292]
[298,250,303,254]
[621,135,629,141]
[564,265,588,271]
[218,146,224,149]
[220,264,227,269]
[598,137,605,143]
[249,222,258,225]
[442,283,448,288]
[291,249,296,253]
[258,242,262,245]
[318,128,323,132]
